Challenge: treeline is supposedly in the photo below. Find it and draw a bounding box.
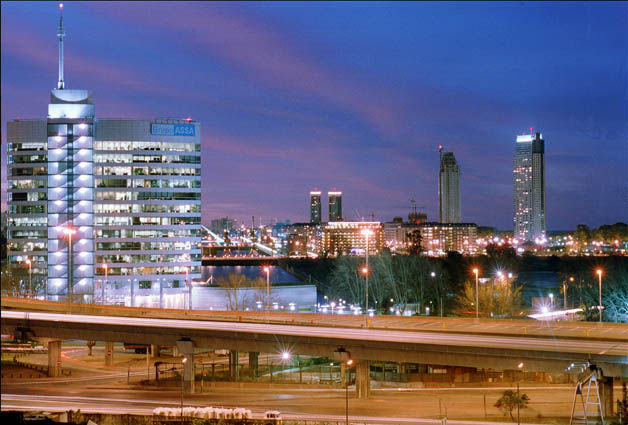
[291,253,628,322]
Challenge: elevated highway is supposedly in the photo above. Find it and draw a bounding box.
[2,298,627,377]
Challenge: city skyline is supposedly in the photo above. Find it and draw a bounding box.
[2,2,627,230]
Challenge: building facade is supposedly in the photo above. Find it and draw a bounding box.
[309,190,321,223]
[383,221,477,255]
[322,222,383,256]
[439,151,461,223]
[5,8,201,304]
[513,133,546,242]
[328,190,343,221]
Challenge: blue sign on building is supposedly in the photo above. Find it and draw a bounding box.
[151,123,195,137]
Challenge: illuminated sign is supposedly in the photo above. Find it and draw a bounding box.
[151,123,195,137]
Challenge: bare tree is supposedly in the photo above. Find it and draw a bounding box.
[217,273,252,311]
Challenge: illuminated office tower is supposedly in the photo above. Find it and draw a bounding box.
[6,5,201,305]
[513,132,546,242]
[438,148,461,223]
[310,190,322,223]
[328,190,343,222]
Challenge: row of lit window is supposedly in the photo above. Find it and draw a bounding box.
[94,204,200,214]
[96,229,200,238]
[94,179,200,189]
[94,141,199,152]
[94,166,200,176]
[95,191,201,201]
[94,216,201,226]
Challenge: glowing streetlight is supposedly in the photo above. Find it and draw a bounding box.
[281,350,292,362]
[24,258,32,299]
[263,266,270,310]
[472,268,479,319]
[180,357,187,420]
[361,228,374,327]
[101,263,108,304]
[596,269,603,323]
[345,357,354,425]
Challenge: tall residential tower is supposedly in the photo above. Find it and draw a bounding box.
[309,190,321,223]
[438,148,461,223]
[513,132,546,242]
[328,190,342,221]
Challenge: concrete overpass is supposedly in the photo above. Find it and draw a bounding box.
[2,298,627,399]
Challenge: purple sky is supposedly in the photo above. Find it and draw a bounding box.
[2,2,626,230]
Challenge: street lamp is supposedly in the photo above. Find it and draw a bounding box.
[549,293,554,310]
[564,276,574,310]
[473,268,479,319]
[101,264,108,304]
[62,227,76,313]
[345,358,354,425]
[263,266,270,310]
[24,258,32,299]
[596,269,603,323]
[185,266,191,310]
[361,228,374,327]
[180,357,187,421]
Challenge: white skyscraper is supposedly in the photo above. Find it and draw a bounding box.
[513,132,546,242]
[439,149,461,223]
[6,5,201,305]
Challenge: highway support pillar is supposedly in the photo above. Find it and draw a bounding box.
[47,340,62,377]
[229,350,239,381]
[340,361,346,384]
[105,341,114,366]
[601,376,614,416]
[248,352,259,378]
[151,344,159,358]
[176,339,195,394]
[356,360,370,399]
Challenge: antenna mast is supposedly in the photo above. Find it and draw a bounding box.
[57,3,65,89]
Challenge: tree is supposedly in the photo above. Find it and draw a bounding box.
[217,273,253,311]
[407,229,423,256]
[455,277,523,318]
[495,390,529,421]
[86,341,96,356]
[1,262,30,296]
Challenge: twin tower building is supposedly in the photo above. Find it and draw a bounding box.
[309,190,342,223]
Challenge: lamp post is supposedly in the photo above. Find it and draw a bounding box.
[63,227,76,313]
[361,228,373,327]
[185,266,191,310]
[549,293,554,311]
[564,276,574,310]
[101,264,108,304]
[473,268,479,319]
[24,258,32,299]
[263,266,270,310]
[345,358,354,425]
[596,269,603,323]
[180,357,187,421]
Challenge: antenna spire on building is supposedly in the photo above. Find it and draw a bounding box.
[57,3,65,89]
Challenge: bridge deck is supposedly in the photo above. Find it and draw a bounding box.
[2,297,626,342]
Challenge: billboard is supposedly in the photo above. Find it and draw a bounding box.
[151,123,195,137]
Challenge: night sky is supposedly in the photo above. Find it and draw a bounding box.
[2,2,626,230]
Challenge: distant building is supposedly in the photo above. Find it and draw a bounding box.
[383,220,477,254]
[211,217,237,235]
[309,190,322,223]
[322,222,383,256]
[284,223,322,256]
[513,132,546,242]
[419,222,477,254]
[439,149,461,223]
[328,190,343,221]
